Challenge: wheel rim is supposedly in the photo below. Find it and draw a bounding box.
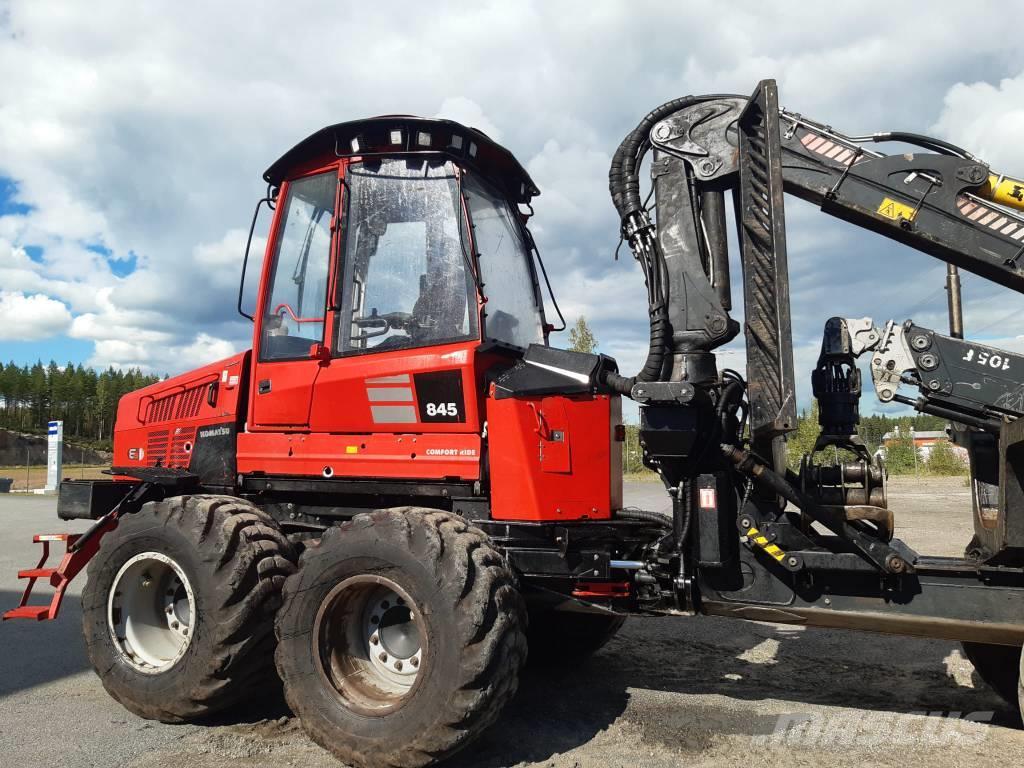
[107,552,195,674]
[315,574,425,716]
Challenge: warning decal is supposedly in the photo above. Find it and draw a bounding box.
[877,197,916,222]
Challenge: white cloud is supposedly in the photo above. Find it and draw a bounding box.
[435,97,503,142]
[0,0,1022,418]
[0,290,71,339]
[933,74,1024,171]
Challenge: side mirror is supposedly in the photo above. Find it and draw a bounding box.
[239,192,275,321]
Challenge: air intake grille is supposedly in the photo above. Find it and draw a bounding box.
[145,384,207,424]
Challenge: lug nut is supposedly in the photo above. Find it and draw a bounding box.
[394,661,403,671]
[378,652,388,663]
[410,657,419,668]
[370,634,379,646]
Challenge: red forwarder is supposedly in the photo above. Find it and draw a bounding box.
[6,116,629,766]
[12,81,1024,768]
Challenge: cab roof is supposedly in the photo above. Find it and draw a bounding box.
[263,116,540,204]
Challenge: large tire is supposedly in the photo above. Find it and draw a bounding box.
[82,494,296,722]
[961,641,1021,706]
[275,508,528,768]
[527,608,626,665]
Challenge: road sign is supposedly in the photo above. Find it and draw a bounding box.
[45,420,62,491]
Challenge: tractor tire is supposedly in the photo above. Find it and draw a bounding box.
[275,508,528,768]
[526,608,626,665]
[81,494,296,723]
[961,641,1021,707]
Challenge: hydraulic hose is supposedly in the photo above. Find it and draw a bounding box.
[605,94,744,396]
[617,507,673,527]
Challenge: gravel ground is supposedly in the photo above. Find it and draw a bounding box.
[2,478,1023,767]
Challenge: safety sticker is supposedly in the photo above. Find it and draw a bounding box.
[745,525,787,563]
[877,197,916,222]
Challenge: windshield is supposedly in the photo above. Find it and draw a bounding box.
[464,174,545,349]
[339,158,477,353]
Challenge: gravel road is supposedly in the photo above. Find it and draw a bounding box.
[2,478,1023,767]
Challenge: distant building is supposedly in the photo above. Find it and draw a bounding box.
[881,426,966,462]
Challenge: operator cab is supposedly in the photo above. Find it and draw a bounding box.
[259,116,546,362]
[244,116,553,439]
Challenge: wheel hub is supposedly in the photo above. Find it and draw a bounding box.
[107,552,195,674]
[315,575,426,715]
[367,595,422,681]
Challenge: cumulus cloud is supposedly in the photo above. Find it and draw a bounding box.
[1,1,1023,413]
[0,290,71,340]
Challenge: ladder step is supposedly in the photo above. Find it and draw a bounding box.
[3,605,52,621]
[18,568,57,580]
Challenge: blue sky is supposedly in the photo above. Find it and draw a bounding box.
[2,1,1024,415]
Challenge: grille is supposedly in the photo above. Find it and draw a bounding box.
[145,383,207,424]
[144,427,196,468]
[169,428,197,468]
[146,430,169,466]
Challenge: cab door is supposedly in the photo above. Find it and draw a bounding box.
[308,157,481,437]
[250,168,339,428]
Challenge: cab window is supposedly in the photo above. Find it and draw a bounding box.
[464,175,545,349]
[260,171,336,361]
[339,158,477,353]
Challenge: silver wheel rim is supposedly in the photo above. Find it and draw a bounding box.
[107,552,195,674]
[315,575,425,716]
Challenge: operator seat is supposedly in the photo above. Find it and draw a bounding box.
[411,235,468,342]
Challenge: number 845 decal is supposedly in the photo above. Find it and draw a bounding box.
[962,347,1011,371]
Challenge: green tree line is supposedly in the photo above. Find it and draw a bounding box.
[0,361,160,446]
[624,404,964,477]
[785,402,964,475]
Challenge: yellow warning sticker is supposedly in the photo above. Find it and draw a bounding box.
[877,197,916,222]
[345,445,358,454]
[746,526,787,562]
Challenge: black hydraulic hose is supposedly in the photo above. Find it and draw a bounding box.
[716,379,745,433]
[609,93,745,220]
[870,131,978,161]
[603,302,669,395]
[617,507,673,527]
[604,94,744,397]
[673,480,693,552]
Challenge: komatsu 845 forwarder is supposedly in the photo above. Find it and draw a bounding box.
[9,80,1024,766]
